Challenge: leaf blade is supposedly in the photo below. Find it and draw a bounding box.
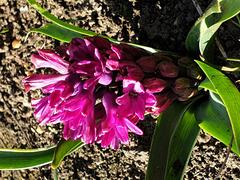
[31,23,84,42]
[166,108,200,180]
[186,0,240,56]
[146,96,202,180]
[195,97,239,155]
[51,139,84,169]
[196,60,240,153]
[0,146,56,170]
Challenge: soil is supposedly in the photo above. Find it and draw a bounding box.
[0,0,240,179]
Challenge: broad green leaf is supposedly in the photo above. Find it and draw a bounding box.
[51,139,84,169]
[209,91,225,106]
[196,60,240,153]
[200,78,224,105]
[146,96,202,180]
[0,146,56,170]
[26,0,117,43]
[166,108,200,180]
[30,22,159,53]
[31,23,84,42]
[195,97,239,155]
[199,78,217,93]
[186,0,240,56]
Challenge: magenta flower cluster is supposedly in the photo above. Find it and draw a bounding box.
[23,37,173,149]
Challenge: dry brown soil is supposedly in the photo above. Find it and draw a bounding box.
[0,0,240,179]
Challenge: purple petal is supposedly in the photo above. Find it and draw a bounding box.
[122,79,144,94]
[48,90,62,107]
[145,92,156,107]
[73,60,97,75]
[106,59,119,70]
[111,45,122,59]
[133,96,145,119]
[23,74,68,92]
[100,130,115,148]
[124,118,143,135]
[69,38,94,61]
[98,73,112,85]
[116,126,129,144]
[32,49,69,74]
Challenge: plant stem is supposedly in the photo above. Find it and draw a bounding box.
[52,168,59,180]
[213,136,233,180]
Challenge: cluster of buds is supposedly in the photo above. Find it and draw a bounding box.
[23,37,202,149]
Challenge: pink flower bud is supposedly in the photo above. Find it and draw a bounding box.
[172,77,191,95]
[147,92,176,115]
[177,88,198,101]
[137,56,157,73]
[178,57,203,80]
[154,53,173,62]
[172,77,198,99]
[143,78,167,93]
[158,61,179,78]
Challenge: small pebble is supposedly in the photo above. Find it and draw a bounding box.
[12,39,21,49]
[19,6,29,13]
[36,126,44,134]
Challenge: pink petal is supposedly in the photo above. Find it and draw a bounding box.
[124,118,143,135]
[145,92,157,107]
[134,96,145,119]
[101,130,115,148]
[73,60,97,75]
[98,73,112,85]
[122,79,144,94]
[116,126,129,144]
[106,59,119,70]
[23,74,68,92]
[32,49,69,74]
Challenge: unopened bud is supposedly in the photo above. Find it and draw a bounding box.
[154,53,173,62]
[172,78,198,99]
[137,56,157,73]
[143,78,167,93]
[177,88,198,101]
[147,93,176,115]
[178,57,203,80]
[178,57,193,68]
[172,77,192,95]
[118,43,149,60]
[158,61,179,78]
[187,67,203,80]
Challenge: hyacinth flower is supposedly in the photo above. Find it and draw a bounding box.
[23,37,201,149]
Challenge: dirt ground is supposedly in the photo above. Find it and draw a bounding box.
[0,0,240,179]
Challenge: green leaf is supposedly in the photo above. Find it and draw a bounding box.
[166,108,200,180]
[0,146,56,170]
[30,22,160,54]
[196,60,240,153]
[31,23,84,42]
[27,0,96,37]
[51,139,84,169]
[186,0,240,56]
[195,97,239,155]
[146,96,202,180]
[26,0,117,43]
[199,78,217,93]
